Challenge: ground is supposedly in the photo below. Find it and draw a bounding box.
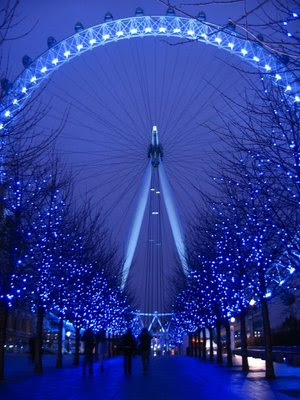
[1,354,300,400]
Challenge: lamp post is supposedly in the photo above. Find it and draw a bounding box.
[230,317,235,351]
[65,330,71,353]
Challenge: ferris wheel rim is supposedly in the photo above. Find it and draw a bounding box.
[0,14,299,130]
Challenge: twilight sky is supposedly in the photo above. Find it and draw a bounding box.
[6,0,259,313]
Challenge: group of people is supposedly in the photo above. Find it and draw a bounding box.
[81,328,108,376]
[81,327,152,376]
[122,328,152,375]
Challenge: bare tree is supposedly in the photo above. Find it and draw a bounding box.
[0,0,70,379]
[158,0,300,69]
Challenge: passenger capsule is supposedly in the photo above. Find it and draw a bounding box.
[104,12,113,22]
[135,7,144,17]
[225,21,236,32]
[256,33,264,43]
[197,11,206,22]
[22,55,33,68]
[166,7,175,16]
[47,36,57,49]
[75,22,84,33]
[1,78,12,94]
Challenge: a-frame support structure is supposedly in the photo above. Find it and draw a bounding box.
[121,126,188,290]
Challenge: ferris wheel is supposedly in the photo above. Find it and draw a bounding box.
[1,7,298,323]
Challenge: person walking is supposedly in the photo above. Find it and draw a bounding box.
[97,330,108,373]
[138,328,152,373]
[82,328,95,376]
[121,328,136,375]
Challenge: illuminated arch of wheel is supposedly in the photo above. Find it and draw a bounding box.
[0,13,300,128]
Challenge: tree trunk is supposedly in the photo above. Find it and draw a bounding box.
[225,320,233,367]
[56,318,63,368]
[193,334,195,357]
[95,340,99,361]
[190,334,194,356]
[261,298,275,379]
[240,310,249,372]
[209,327,214,361]
[193,334,196,356]
[73,327,80,366]
[108,333,111,357]
[197,331,201,358]
[0,299,9,381]
[189,333,192,356]
[34,306,44,373]
[202,327,207,361]
[216,320,223,364]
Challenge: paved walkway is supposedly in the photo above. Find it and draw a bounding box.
[1,354,300,399]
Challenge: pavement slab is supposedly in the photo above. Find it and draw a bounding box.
[1,354,300,400]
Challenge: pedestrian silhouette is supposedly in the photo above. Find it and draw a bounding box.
[138,328,152,373]
[97,330,108,373]
[81,328,95,376]
[121,328,136,375]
